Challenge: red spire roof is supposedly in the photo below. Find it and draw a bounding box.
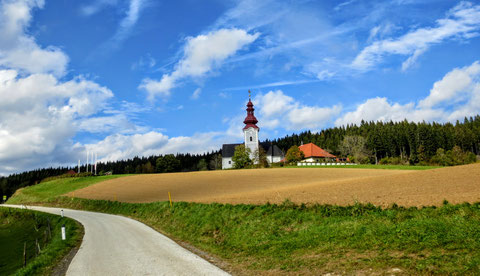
[243,98,259,130]
[298,143,336,158]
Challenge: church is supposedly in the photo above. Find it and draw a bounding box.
[222,93,284,169]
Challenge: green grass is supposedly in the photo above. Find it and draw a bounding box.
[37,197,480,275]
[0,207,82,276]
[7,175,126,204]
[9,173,479,274]
[286,164,442,170]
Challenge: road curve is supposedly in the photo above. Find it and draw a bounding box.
[3,205,230,276]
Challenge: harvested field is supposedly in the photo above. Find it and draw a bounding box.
[72,163,480,207]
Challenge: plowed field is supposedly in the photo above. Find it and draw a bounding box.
[72,163,480,207]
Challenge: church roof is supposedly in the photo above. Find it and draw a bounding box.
[221,143,242,158]
[222,142,284,158]
[298,143,336,158]
[260,142,284,158]
[243,99,259,130]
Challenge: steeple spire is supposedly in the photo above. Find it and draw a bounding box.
[243,90,259,130]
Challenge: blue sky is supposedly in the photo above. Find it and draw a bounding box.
[1,0,480,175]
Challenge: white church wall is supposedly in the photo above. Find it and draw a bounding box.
[222,157,233,169]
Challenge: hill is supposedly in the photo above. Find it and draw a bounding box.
[71,164,480,207]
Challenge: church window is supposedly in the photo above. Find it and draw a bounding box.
[228,161,231,164]
[250,137,253,141]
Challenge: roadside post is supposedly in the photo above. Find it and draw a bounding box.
[61,224,66,240]
[168,192,173,208]
[61,209,64,217]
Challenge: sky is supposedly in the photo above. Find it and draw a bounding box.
[1,0,480,175]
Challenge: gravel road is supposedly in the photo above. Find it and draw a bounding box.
[3,205,230,276]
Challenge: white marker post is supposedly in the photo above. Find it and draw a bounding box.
[61,209,64,217]
[95,152,98,175]
[61,224,66,240]
[86,151,89,173]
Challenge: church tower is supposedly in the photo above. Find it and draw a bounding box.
[243,91,259,160]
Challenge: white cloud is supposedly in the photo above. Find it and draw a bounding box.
[352,2,480,71]
[112,0,145,43]
[0,0,69,77]
[0,69,114,175]
[86,131,226,163]
[131,53,156,70]
[419,61,480,108]
[80,0,118,16]
[254,90,341,131]
[139,28,259,100]
[191,88,201,99]
[336,60,480,126]
[317,70,335,80]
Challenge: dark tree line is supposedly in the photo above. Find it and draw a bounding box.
[266,116,480,164]
[1,152,220,198]
[0,167,70,199]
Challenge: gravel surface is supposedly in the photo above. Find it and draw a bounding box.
[3,205,230,276]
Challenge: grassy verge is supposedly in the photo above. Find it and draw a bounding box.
[29,197,480,275]
[9,175,479,275]
[285,164,442,170]
[0,207,83,276]
[7,175,126,204]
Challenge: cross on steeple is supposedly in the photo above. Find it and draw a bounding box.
[248,90,251,99]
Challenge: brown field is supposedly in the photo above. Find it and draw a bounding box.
[72,163,480,207]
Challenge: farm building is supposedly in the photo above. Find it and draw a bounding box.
[298,143,336,163]
[222,93,284,169]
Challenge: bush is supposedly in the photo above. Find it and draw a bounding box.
[430,146,477,166]
[379,156,407,165]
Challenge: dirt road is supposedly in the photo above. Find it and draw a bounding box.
[72,163,480,207]
[2,205,229,276]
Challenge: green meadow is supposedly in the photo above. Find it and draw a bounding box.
[0,207,82,276]
[9,175,480,275]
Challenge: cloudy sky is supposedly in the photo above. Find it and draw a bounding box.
[1,0,480,175]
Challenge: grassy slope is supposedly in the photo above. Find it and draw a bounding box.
[7,175,125,204]
[9,174,480,275]
[0,207,82,276]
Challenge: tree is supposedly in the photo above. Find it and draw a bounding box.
[285,145,304,164]
[338,135,370,164]
[141,161,154,173]
[232,145,252,169]
[156,154,181,173]
[209,154,222,170]
[197,159,208,171]
[253,147,268,168]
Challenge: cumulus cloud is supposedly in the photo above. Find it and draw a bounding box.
[419,61,480,108]
[85,131,226,162]
[336,60,480,126]
[139,28,259,100]
[352,2,480,71]
[254,90,341,131]
[0,69,114,175]
[0,0,69,76]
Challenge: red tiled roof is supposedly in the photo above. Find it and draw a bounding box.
[298,143,336,158]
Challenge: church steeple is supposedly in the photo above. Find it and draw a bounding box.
[243,90,259,130]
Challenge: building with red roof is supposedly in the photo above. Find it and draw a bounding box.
[298,143,336,162]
